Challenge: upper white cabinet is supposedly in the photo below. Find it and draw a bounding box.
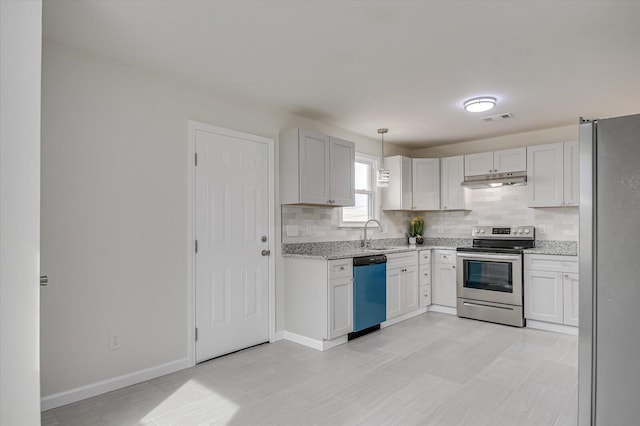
[382,155,413,210]
[465,147,526,176]
[527,141,578,207]
[440,155,465,210]
[382,156,440,210]
[279,128,355,206]
[563,141,580,206]
[412,158,440,210]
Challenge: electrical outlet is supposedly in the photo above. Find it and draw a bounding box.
[437,225,444,234]
[286,225,298,237]
[538,224,547,235]
[109,333,121,351]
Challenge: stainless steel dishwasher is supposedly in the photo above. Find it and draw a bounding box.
[349,254,387,339]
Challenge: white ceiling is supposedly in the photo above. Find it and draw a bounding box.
[43,0,640,149]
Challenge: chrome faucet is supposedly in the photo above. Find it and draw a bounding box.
[362,219,383,248]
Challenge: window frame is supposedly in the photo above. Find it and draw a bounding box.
[339,153,379,227]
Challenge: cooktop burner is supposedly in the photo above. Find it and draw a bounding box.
[458,225,536,252]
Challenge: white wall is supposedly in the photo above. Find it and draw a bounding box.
[40,40,407,403]
[0,1,42,424]
[412,124,578,158]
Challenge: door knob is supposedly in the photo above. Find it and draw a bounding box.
[261,250,271,256]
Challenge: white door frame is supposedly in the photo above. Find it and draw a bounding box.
[187,120,276,366]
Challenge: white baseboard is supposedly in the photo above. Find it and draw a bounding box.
[282,331,347,351]
[41,357,193,411]
[381,307,428,328]
[428,305,457,316]
[272,330,285,342]
[526,320,578,336]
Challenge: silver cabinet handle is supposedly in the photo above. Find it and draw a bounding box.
[261,250,271,256]
[40,275,48,286]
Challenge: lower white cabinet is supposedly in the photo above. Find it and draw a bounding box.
[433,249,457,307]
[386,252,419,320]
[328,276,353,339]
[284,258,353,341]
[419,249,432,307]
[524,254,578,326]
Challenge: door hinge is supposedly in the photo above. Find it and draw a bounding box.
[195,327,198,341]
[195,152,198,166]
[195,240,198,253]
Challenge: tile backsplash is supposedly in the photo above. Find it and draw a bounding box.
[281,185,578,243]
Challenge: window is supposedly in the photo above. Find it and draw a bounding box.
[340,155,377,226]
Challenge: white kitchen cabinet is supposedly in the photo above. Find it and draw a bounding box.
[524,269,564,324]
[328,276,353,339]
[284,257,353,342]
[382,156,440,211]
[524,254,579,326]
[433,249,457,307]
[279,128,355,206]
[412,158,440,210]
[382,155,413,210]
[386,252,419,320]
[440,155,465,210]
[419,249,432,308]
[563,140,580,206]
[562,272,579,326]
[464,147,526,176]
[527,141,579,207]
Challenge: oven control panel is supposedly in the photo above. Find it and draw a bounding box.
[472,226,535,239]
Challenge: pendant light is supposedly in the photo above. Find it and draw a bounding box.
[376,128,390,187]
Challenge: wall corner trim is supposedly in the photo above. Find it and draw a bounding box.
[40,357,193,411]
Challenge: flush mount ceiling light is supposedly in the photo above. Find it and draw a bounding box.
[463,97,497,113]
[376,128,390,187]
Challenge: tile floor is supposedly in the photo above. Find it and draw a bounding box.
[41,312,578,425]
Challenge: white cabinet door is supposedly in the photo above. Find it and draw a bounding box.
[527,143,564,207]
[328,276,353,339]
[494,147,526,173]
[419,285,432,307]
[563,140,579,206]
[401,156,413,209]
[329,137,355,207]
[563,273,579,326]
[386,267,403,319]
[433,263,457,307]
[441,155,465,210]
[402,265,420,313]
[464,152,494,176]
[382,156,413,210]
[524,269,563,324]
[413,158,440,210]
[298,129,331,205]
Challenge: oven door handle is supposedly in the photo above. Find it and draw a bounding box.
[456,253,522,261]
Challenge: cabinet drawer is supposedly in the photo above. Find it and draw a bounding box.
[387,251,418,270]
[328,259,353,279]
[419,285,431,307]
[419,266,432,286]
[434,250,456,264]
[525,254,578,273]
[418,250,431,265]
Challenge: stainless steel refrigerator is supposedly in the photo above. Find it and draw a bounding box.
[579,113,640,425]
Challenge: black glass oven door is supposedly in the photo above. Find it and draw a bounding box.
[463,260,513,293]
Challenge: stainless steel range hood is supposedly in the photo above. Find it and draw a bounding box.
[461,171,527,189]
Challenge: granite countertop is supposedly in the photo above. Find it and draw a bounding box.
[282,238,471,260]
[523,240,578,256]
[283,238,578,259]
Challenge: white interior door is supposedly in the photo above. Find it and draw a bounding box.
[195,128,270,362]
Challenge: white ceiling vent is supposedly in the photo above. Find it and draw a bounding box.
[481,113,514,122]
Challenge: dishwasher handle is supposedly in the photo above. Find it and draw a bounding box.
[353,254,387,266]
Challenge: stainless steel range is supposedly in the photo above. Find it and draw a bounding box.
[456,226,535,327]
